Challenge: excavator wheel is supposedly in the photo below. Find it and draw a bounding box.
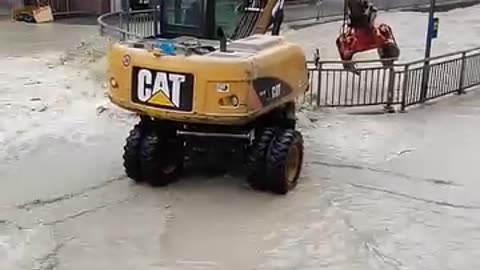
[246,127,278,190]
[265,128,304,195]
[123,122,146,183]
[139,125,185,187]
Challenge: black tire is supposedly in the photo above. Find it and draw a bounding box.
[265,129,304,195]
[123,123,145,182]
[140,129,184,187]
[245,127,277,190]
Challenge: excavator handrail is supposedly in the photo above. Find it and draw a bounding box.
[98,9,156,40]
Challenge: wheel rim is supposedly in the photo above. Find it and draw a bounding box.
[285,145,301,184]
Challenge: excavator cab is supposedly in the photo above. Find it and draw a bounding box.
[336,0,400,71]
[147,0,284,41]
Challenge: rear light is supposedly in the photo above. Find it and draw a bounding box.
[218,95,240,107]
[231,95,239,107]
[110,77,118,88]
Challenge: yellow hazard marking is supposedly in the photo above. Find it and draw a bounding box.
[148,90,174,107]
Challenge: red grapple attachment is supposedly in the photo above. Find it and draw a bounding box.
[336,23,400,72]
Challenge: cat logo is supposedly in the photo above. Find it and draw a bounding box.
[137,69,184,107]
[132,67,194,111]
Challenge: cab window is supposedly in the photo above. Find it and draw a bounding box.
[215,0,242,38]
[163,0,202,27]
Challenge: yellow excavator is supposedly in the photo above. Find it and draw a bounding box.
[107,0,309,195]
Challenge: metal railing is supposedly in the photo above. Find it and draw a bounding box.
[400,48,480,109]
[303,47,480,111]
[301,59,403,108]
[98,9,157,41]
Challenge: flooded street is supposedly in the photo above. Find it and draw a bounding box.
[1,16,480,270]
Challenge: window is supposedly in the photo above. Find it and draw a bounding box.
[215,0,242,38]
[130,0,150,11]
[163,0,202,27]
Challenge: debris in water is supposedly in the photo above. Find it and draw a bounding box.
[386,148,415,161]
[32,105,48,112]
[398,149,414,155]
[96,104,108,115]
[24,80,42,86]
[59,56,67,65]
[308,116,320,123]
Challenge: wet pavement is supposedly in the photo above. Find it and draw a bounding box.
[1,19,480,270]
[0,19,101,57]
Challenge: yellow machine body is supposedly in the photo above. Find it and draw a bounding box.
[107,34,309,125]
